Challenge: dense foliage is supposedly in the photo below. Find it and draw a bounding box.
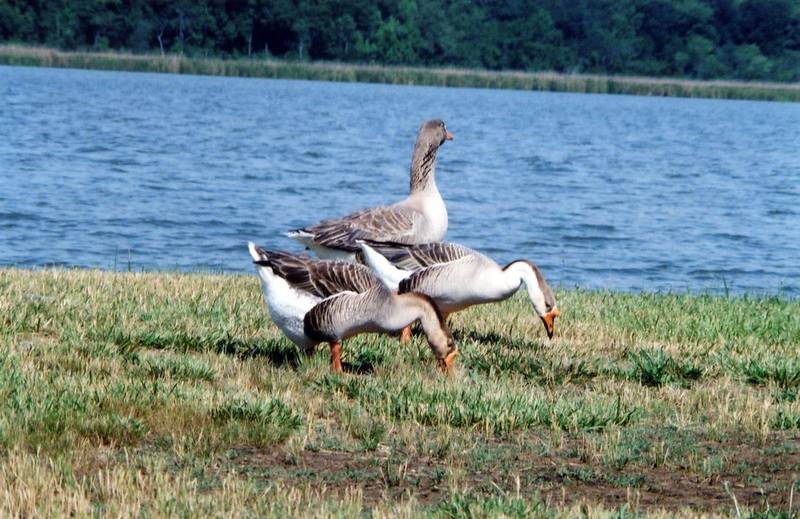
[1,0,799,81]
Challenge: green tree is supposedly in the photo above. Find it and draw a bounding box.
[0,0,35,42]
[733,44,773,79]
[1,0,798,81]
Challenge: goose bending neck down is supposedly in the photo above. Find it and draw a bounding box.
[358,241,560,340]
[303,289,457,372]
[502,260,561,338]
[248,242,457,373]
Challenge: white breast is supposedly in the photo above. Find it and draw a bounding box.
[402,186,448,243]
[417,190,448,241]
[254,265,320,349]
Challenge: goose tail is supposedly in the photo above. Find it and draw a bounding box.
[286,229,315,246]
[248,241,270,266]
[357,241,411,291]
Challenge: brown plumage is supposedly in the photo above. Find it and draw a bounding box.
[250,246,377,298]
[296,205,423,252]
[358,240,473,270]
[288,119,453,256]
[358,241,560,339]
[249,242,459,373]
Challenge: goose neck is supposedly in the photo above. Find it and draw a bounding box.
[409,142,440,194]
[504,261,547,316]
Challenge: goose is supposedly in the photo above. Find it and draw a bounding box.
[358,241,560,340]
[287,119,453,260]
[248,242,458,373]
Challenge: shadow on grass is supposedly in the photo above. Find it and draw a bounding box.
[455,329,546,351]
[341,361,376,375]
[113,331,302,369]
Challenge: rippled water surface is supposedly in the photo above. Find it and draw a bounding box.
[1,65,799,295]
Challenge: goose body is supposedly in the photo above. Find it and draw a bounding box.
[248,242,457,372]
[287,120,453,260]
[359,241,560,338]
[248,244,377,348]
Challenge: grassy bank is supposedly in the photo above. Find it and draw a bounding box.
[2,44,800,102]
[1,268,799,517]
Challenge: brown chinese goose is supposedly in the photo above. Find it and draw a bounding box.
[287,120,453,260]
[248,242,458,373]
[358,241,560,341]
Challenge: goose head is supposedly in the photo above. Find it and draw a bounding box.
[406,292,458,370]
[421,294,456,353]
[418,119,454,148]
[505,260,560,339]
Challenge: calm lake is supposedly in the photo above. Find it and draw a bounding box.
[1,65,799,296]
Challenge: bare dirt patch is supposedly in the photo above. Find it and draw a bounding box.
[226,434,800,512]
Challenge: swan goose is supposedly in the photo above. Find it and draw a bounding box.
[287,120,453,260]
[358,241,560,340]
[248,242,457,373]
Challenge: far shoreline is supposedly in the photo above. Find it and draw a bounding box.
[2,44,799,103]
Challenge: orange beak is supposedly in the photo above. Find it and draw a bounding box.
[445,130,454,141]
[438,349,459,373]
[541,307,561,339]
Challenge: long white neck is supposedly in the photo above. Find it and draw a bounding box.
[503,261,547,317]
[358,242,410,291]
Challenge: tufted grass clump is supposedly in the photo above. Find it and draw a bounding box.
[739,358,800,389]
[1,267,799,517]
[138,354,218,382]
[625,347,703,388]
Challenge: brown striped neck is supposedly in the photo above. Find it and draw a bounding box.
[409,141,440,194]
[399,291,455,357]
[400,292,447,329]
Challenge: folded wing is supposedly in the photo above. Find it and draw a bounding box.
[293,205,424,252]
[360,240,475,270]
[251,246,378,298]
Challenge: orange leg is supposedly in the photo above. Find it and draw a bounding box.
[330,341,343,374]
[400,325,412,344]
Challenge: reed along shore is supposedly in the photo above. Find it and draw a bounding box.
[2,45,799,102]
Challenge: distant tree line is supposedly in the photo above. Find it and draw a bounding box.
[1,0,799,81]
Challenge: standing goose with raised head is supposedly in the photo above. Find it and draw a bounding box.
[248,242,458,373]
[358,241,561,340]
[287,120,453,260]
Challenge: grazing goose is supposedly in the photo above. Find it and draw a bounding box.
[358,241,560,339]
[248,242,458,373]
[287,120,453,260]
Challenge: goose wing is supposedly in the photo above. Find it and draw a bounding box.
[397,255,476,296]
[292,205,425,252]
[361,241,476,271]
[251,247,378,298]
[303,287,386,343]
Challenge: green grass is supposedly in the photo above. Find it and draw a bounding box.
[1,268,799,517]
[2,44,800,102]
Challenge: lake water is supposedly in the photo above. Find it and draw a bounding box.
[1,65,799,296]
